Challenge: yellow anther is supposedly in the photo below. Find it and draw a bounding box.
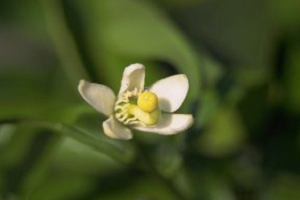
[137,91,159,113]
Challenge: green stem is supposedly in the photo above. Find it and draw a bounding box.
[133,137,188,200]
[0,118,132,164]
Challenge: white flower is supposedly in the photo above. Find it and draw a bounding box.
[78,63,194,140]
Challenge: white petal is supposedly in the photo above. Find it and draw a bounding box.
[150,74,189,112]
[133,114,193,135]
[78,80,116,116]
[103,116,132,140]
[118,63,145,96]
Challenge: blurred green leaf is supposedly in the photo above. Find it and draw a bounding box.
[283,39,300,112]
[203,173,235,200]
[52,137,124,174]
[197,90,220,126]
[0,64,84,124]
[26,173,94,200]
[95,175,180,200]
[0,125,127,200]
[268,0,300,29]
[170,0,274,70]
[197,106,247,157]
[77,0,201,100]
[262,174,300,200]
[41,0,90,87]
[153,143,183,178]
[0,119,135,164]
[0,126,59,198]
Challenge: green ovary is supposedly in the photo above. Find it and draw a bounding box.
[128,105,160,126]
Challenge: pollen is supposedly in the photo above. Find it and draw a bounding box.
[137,91,159,113]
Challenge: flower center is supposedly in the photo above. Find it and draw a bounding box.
[114,89,160,126]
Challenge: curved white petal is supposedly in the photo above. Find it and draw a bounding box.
[149,74,189,112]
[78,80,116,116]
[118,63,145,96]
[133,114,193,135]
[103,116,133,140]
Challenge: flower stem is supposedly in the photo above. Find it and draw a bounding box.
[133,137,188,200]
[0,118,132,164]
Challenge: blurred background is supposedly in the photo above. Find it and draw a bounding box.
[1,0,300,199]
